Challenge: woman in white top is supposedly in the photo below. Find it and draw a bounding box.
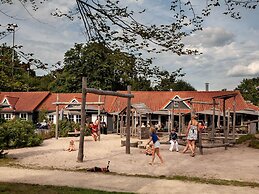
[183,114,201,157]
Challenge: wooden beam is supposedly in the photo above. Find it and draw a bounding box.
[213,93,237,100]
[172,97,194,102]
[191,101,219,105]
[85,88,134,98]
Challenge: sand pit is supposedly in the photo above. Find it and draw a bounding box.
[6,134,259,183]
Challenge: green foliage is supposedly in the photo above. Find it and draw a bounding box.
[236,134,259,149]
[51,120,80,137]
[0,182,133,194]
[49,42,157,92]
[154,68,196,91]
[0,119,43,149]
[0,44,51,92]
[235,77,259,106]
[249,139,259,149]
[37,129,55,140]
[236,134,256,144]
[38,109,48,122]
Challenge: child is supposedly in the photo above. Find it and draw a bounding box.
[66,140,76,152]
[169,129,179,152]
[145,144,153,156]
[146,127,164,165]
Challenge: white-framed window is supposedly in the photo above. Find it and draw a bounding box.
[4,113,12,120]
[68,115,74,122]
[48,115,54,122]
[76,115,81,123]
[19,113,28,120]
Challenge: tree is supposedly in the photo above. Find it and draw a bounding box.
[153,68,195,91]
[49,42,156,92]
[0,44,44,91]
[2,1,258,56]
[235,77,259,106]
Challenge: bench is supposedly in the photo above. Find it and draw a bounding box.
[68,131,80,137]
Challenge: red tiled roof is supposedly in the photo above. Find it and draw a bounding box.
[105,90,259,113]
[37,93,116,112]
[0,92,50,112]
[1,91,258,114]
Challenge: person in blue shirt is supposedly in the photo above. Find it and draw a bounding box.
[146,127,164,165]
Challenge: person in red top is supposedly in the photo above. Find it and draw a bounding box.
[91,120,99,141]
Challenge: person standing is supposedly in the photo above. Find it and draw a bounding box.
[183,114,201,157]
[169,129,179,152]
[146,127,164,165]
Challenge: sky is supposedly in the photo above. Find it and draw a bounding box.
[0,0,259,91]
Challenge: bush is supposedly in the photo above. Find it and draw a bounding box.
[249,139,259,149]
[236,134,256,144]
[50,120,81,137]
[0,119,43,150]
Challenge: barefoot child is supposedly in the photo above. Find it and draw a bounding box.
[66,139,76,152]
[146,127,164,165]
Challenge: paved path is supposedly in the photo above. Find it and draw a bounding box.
[1,167,259,194]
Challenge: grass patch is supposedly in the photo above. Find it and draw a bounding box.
[108,172,259,188]
[0,182,133,194]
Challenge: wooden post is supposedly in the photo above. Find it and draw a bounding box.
[116,114,119,134]
[198,130,203,155]
[223,99,227,150]
[178,103,181,134]
[211,99,216,141]
[232,96,236,141]
[55,94,59,139]
[227,109,230,139]
[171,106,174,132]
[77,77,87,162]
[217,101,221,129]
[97,95,101,141]
[126,86,131,154]
[120,114,123,137]
[131,110,134,136]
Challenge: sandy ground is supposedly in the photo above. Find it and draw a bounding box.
[5,134,259,184]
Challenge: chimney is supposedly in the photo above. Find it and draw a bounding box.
[205,83,209,91]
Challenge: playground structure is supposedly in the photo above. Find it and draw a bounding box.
[175,93,238,155]
[52,79,257,158]
[77,77,134,162]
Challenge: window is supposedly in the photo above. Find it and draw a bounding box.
[48,115,54,122]
[5,113,12,120]
[76,115,81,123]
[20,113,27,120]
[173,101,179,108]
[68,115,74,122]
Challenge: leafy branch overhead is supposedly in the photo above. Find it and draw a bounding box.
[1,0,259,56]
[50,0,259,56]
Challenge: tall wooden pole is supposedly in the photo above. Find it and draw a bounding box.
[232,96,236,141]
[77,77,87,162]
[212,99,216,141]
[223,99,227,150]
[126,86,131,154]
[97,95,101,141]
[55,94,59,139]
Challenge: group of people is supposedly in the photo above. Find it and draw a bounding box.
[145,114,204,165]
